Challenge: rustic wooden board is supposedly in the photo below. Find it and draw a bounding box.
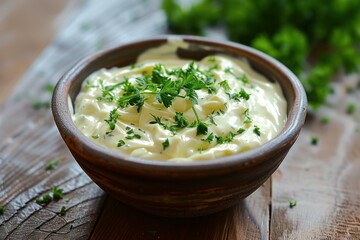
[0,0,359,239]
[0,0,269,239]
[270,77,360,239]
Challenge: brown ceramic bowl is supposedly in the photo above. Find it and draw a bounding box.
[52,35,307,217]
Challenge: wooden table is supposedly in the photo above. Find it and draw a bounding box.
[1,1,359,239]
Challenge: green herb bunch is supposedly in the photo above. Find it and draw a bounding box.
[162,0,360,109]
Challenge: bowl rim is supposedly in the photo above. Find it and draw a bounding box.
[52,35,307,176]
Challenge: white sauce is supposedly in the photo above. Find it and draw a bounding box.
[73,42,287,162]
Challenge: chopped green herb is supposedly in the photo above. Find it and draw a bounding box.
[64,198,71,203]
[253,126,261,136]
[52,187,64,200]
[311,136,319,145]
[196,121,208,135]
[219,80,231,92]
[162,138,170,150]
[105,109,119,132]
[45,159,58,170]
[149,114,176,133]
[0,205,4,215]
[237,128,246,134]
[44,84,54,93]
[347,103,356,114]
[174,112,189,129]
[117,140,126,147]
[208,113,217,126]
[33,101,50,110]
[243,109,252,124]
[321,116,330,124]
[59,206,67,216]
[228,88,250,101]
[92,135,99,139]
[201,132,214,143]
[289,200,297,208]
[36,194,53,205]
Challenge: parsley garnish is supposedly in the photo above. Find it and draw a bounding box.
[149,114,176,133]
[253,126,261,136]
[117,140,125,147]
[321,116,330,124]
[311,136,319,145]
[219,80,231,92]
[243,109,252,124]
[289,200,297,208]
[36,194,53,205]
[125,127,141,140]
[45,159,58,170]
[33,101,50,110]
[347,103,356,114]
[201,132,214,143]
[174,112,189,129]
[162,138,170,150]
[59,206,67,216]
[44,83,54,93]
[105,109,119,133]
[52,187,64,200]
[228,88,250,101]
[0,205,4,215]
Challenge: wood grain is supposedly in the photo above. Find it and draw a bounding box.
[0,0,359,239]
[0,0,77,104]
[271,76,360,239]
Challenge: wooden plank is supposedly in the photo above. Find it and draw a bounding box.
[0,0,271,238]
[270,76,360,239]
[90,180,270,240]
[0,0,76,104]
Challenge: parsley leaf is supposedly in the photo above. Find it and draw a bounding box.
[45,159,58,170]
[162,138,170,150]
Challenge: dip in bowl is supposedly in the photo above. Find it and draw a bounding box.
[52,35,307,217]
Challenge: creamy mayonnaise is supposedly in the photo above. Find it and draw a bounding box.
[73,42,287,162]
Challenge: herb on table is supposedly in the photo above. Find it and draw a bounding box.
[0,205,4,215]
[59,206,67,216]
[289,200,297,208]
[36,194,53,205]
[311,136,319,145]
[347,103,356,114]
[33,101,50,110]
[321,116,330,124]
[45,159,58,170]
[52,187,64,200]
[162,138,170,150]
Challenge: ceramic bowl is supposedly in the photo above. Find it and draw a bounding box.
[52,35,307,217]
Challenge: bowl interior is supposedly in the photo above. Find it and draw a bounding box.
[53,35,307,177]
